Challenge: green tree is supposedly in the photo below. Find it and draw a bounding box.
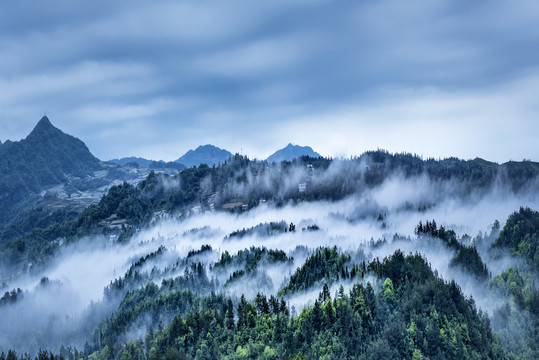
[382,278,395,302]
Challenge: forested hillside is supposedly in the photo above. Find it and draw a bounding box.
[1,250,511,360]
[492,207,539,273]
[2,150,537,279]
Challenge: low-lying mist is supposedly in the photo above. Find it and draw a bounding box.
[1,173,538,354]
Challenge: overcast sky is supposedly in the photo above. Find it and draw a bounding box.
[1,0,538,162]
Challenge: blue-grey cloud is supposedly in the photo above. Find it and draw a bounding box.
[1,0,538,162]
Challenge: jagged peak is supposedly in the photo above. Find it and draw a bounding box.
[38,115,51,125]
[28,116,60,138]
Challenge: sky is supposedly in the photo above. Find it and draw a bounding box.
[0,0,538,162]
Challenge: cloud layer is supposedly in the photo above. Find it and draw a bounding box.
[1,0,538,162]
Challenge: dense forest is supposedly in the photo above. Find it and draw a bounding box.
[0,249,511,360]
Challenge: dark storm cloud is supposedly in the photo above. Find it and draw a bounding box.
[0,0,538,161]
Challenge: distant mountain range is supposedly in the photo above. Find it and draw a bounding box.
[2,120,321,188]
[111,143,323,168]
[111,145,232,169]
[266,143,321,163]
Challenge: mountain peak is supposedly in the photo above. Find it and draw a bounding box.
[38,115,51,125]
[175,144,232,167]
[266,144,321,163]
[19,115,102,176]
[28,115,61,139]
[35,115,54,130]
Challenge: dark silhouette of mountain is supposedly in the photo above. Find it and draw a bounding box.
[175,144,232,167]
[0,116,102,233]
[266,143,321,163]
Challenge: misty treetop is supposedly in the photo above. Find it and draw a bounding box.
[225,221,289,240]
[279,247,357,296]
[4,249,507,359]
[76,251,508,360]
[2,214,539,359]
[212,246,293,275]
[415,219,490,281]
[450,245,490,281]
[415,219,459,248]
[480,208,539,360]
[493,207,539,273]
